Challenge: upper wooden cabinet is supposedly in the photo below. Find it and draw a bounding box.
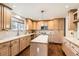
[68,9,77,31]
[0,4,12,30]
[48,21,54,30]
[32,22,37,30]
[0,5,2,30]
[4,7,11,29]
[26,18,33,30]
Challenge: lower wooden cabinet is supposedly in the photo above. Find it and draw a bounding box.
[26,36,31,46]
[0,42,10,56]
[0,35,31,56]
[62,39,79,56]
[20,37,26,52]
[10,39,19,56]
[20,36,31,52]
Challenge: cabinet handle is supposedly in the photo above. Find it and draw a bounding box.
[10,44,13,47]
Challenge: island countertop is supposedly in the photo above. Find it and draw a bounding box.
[31,35,48,43]
[0,33,35,43]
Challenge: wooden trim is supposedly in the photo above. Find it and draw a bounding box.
[32,18,65,22]
[0,3,12,10]
[49,42,62,45]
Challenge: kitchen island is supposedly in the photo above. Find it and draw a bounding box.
[30,34,48,56]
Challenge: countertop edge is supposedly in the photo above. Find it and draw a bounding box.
[64,37,79,47]
[0,33,35,44]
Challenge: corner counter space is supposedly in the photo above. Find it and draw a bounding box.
[62,37,79,56]
[30,35,48,56]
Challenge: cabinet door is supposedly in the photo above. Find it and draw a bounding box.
[33,22,37,30]
[68,12,75,30]
[48,21,54,30]
[4,7,11,29]
[0,42,10,56]
[20,37,26,52]
[53,20,59,30]
[58,19,64,30]
[0,5,2,30]
[26,36,31,47]
[10,39,19,56]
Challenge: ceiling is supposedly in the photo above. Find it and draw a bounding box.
[9,3,79,20]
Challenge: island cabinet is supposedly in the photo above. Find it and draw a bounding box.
[30,35,48,56]
[0,4,12,30]
[10,39,19,56]
[0,42,10,56]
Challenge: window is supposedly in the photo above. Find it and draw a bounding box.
[11,17,25,31]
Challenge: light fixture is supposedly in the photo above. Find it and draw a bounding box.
[41,10,45,20]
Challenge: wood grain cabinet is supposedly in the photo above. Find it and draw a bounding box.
[20,36,31,52]
[0,42,10,56]
[0,5,2,30]
[26,36,31,46]
[62,39,79,56]
[10,39,19,56]
[3,7,11,29]
[0,4,11,30]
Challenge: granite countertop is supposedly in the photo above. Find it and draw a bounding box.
[64,37,79,47]
[31,35,48,43]
[0,33,35,43]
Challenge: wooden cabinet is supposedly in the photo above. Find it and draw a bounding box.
[26,36,31,47]
[32,22,37,30]
[0,4,11,30]
[0,35,31,56]
[10,39,19,56]
[68,9,77,31]
[48,21,54,30]
[58,19,64,30]
[30,42,48,56]
[0,42,10,56]
[54,20,59,30]
[0,5,1,30]
[20,36,31,52]
[3,7,11,29]
[26,19,33,30]
[20,37,26,52]
[62,39,79,56]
